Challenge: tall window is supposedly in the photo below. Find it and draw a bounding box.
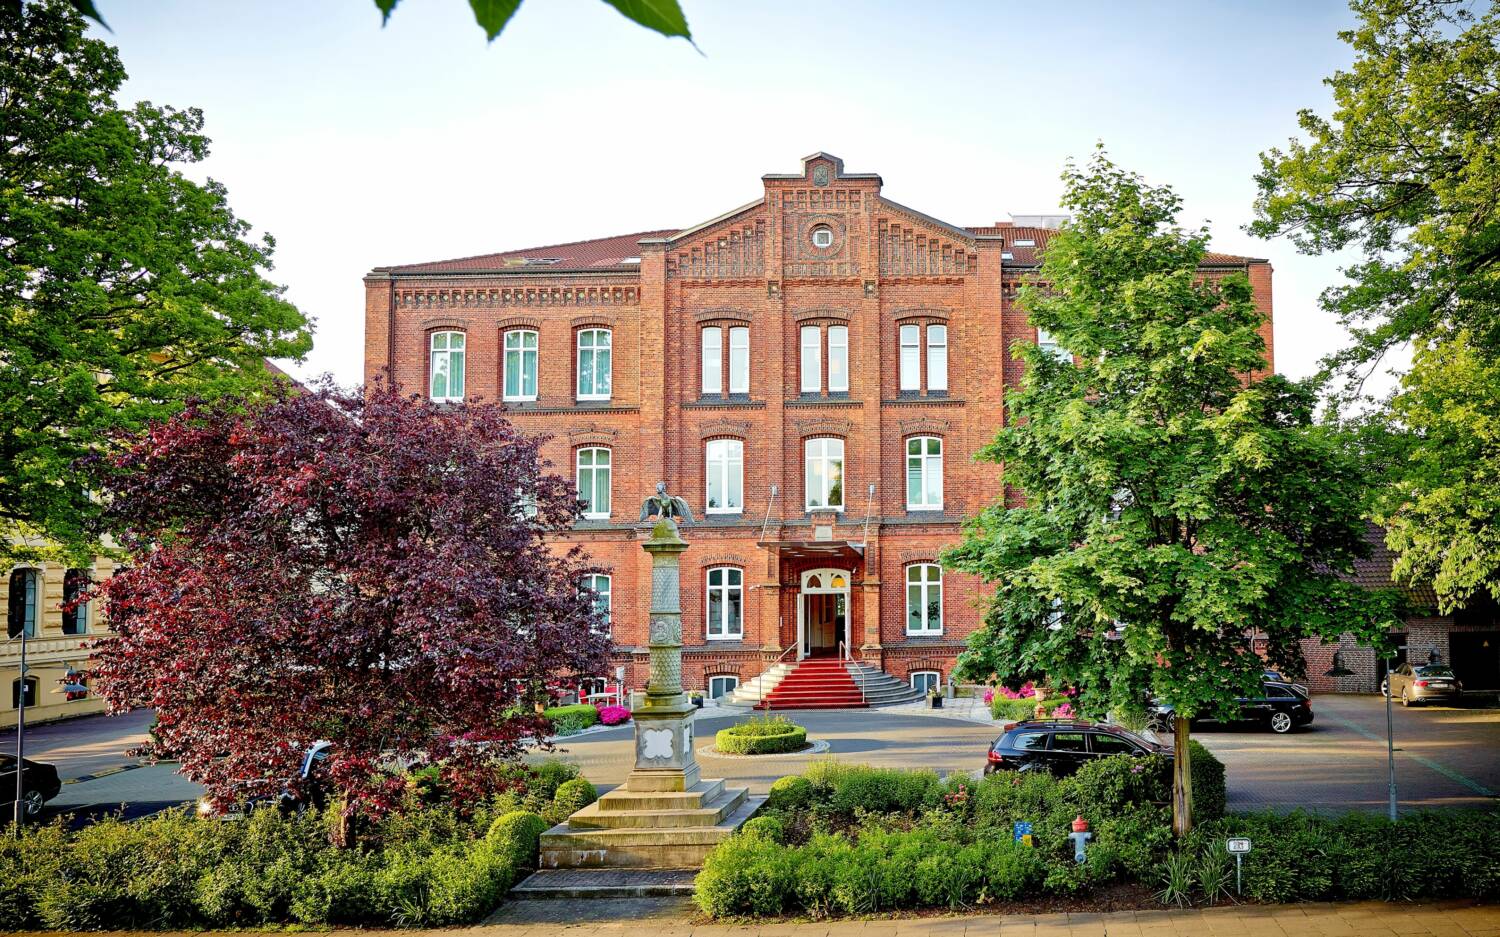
[1037,328,1070,362]
[582,573,611,635]
[728,326,749,394]
[800,325,821,393]
[11,677,37,710]
[701,327,722,395]
[705,439,744,514]
[503,330,538,401]
[900,323,946,392]
[804,438,845,511]
[577,329,612,400]
[62,568,90,636]
[706,567,743,639]
[906,564,943,635]
[899,324,921,391]
[576,448,611,519]
[827,325,848,393]
[905,437,943,510]
[429,331,466,402]
[927,325,948,392]
[7,568,38,639]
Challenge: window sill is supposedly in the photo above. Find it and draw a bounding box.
[904,631,946,638]
[705,635,746,642]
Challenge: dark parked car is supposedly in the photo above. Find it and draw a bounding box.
[0,754,62,822]
[1153,681,1314,734]
[985,719,1167,776]
[1382,663,1463,706]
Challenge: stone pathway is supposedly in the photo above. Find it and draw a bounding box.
[472,898,1500,936]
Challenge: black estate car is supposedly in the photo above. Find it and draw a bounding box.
[1152,681,1314,734]
[0,754,62,822]
[985,720,1167,776]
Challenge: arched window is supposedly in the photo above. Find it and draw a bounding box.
[576,448,611,519]
[705,439,744,514]
[905,563,943,635]
[62,568,90,636]
[503,330,538,401]
[577,329,612,400]
[429,331,466,402]
[804,438,845,511]
[582,573,611,635]
[910,670,941,694]
[708,674,740,700]
[11,676,37,710]
[905,437,943,511]
[7,568,38,639]
[706,567,743,639]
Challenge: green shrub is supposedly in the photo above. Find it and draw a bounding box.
[716,717,808,755]
[991,696,1067,721]
[553,778,597,814]
[739,816,785,843]
[543,704,600,735]
[766,775,814,812]
[826,766,941,817]
[1188,741,1226,822]
[487,811,549,869]
[982,838,1046,900]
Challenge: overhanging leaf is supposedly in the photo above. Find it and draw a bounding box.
[68,0,110,30]
[373,0,399,25]
[600,0,691,41]
[469,0,524,41]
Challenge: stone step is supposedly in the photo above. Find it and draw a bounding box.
[540,793,765,869]
[596,778,726,812]
[509,868,698,899]
[565,786,747,829]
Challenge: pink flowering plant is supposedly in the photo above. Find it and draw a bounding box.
[596,705,631,726]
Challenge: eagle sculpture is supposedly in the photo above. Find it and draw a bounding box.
[639,481,695,525]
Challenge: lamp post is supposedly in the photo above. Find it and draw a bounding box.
[9,625,28,832]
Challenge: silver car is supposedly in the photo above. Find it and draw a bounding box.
[1382,663,1463,706]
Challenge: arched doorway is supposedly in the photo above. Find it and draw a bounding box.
[798,568,850,659]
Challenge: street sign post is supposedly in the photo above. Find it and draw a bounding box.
[1227,838,1252,894]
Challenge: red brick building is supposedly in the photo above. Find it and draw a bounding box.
[363,153,1275,703]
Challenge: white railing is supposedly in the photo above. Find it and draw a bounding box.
[838,640,865,706]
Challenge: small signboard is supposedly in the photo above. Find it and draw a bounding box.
[1013,821,1033,846]
[1226,838,1252,854]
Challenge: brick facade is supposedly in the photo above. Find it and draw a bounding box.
[362,153,1277,697]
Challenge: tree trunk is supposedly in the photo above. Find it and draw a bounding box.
[1172,714,1193,837]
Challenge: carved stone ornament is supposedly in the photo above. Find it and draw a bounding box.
[641,728,674,760]
[812,164,832,187]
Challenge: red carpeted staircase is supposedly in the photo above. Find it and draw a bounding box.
[758,656,866,710]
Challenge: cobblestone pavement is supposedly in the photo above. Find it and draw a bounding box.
[467,898,1500,936]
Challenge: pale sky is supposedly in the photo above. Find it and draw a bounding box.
[97,0,1379,390]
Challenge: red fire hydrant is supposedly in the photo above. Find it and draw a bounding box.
[1068,815,1092,864]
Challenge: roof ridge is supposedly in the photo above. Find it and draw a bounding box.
[391,228,676,272]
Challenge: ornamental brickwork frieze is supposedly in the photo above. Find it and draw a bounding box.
[667,220,766,280]
[697,419,751,440]
[898,417,951,436]
[397,285,638,309]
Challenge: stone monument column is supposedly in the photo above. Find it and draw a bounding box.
[627,518,701,793]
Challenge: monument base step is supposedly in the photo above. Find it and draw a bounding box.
[596,778,726,812]
[540,794,764,869]
[568,784,746,829]
[509,868,698,899]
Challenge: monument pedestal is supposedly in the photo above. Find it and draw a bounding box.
[540,517,758,870]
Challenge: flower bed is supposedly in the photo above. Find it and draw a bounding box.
[715,716,809,755]
[597,704,631,726]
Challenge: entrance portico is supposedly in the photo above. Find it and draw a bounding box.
[797,568,850,659]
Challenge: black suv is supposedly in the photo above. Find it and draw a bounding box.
[0,754,61,822]
[1152,681,1314,734]
[985,720,1167,776]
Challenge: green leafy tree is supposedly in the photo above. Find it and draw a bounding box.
[1251,0,1500,611]
[944,150,1399,836]
[0,0,312,565]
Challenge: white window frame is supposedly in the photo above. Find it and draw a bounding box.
[576,328,612,401]
[728,326,750,395]
[576,447,612,519]
[800,325,821,394]
[905,563,943,635]
[905,436,943,511]
[910,670,941,694]
[701,326,722,395]
[429,331,466,403]
[705,566,744,640]
[1036,328,1071,362]
[583,573,611,635]
[708,675,740,700]
[827,325,849,393]
[811,226,834,248]
[926,325,948,392]
[503,329,538,402]
[899,324,921,392]
[804,437,845,511]
[705,439,744,515]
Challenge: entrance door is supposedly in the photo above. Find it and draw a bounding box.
[798,569,850,659]
[1452,632,1500,690]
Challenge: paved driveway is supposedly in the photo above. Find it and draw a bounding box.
[1189,693,1500,813]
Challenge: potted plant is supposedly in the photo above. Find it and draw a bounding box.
[928,686,943,709]
[690,691,704,708]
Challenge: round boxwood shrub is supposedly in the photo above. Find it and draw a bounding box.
[715,718,808,755]
[553,778,597,814]
[738,815,785,843]
[765,775,814,811]
[486,811,549,869]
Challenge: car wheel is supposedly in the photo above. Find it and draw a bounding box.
[1269,712,1293,734]
[20,790,45,820]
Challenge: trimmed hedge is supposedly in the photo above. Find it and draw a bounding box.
[991,696,1070,721]
[543,704,600,734]
[716,717,808,755]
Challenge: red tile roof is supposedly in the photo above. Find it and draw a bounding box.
[386,230,677,274]
[966,224,1263,266]
[1351,523,1438,608]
